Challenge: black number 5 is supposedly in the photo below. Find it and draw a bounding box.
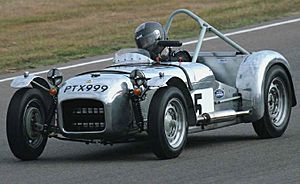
[194,93,202,114]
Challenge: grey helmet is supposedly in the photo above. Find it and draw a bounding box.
[134,22,166,58]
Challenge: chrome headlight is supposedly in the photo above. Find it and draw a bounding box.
[47,68,63,86]
[130,69,146,87]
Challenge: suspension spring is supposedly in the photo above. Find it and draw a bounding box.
[132,100,144,131]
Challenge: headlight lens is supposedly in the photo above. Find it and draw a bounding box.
[47,68,63,86]
[130,69,146,87]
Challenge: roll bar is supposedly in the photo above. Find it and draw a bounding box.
[164,9,250,63]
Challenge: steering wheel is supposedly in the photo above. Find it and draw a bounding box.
[171,50,192,62]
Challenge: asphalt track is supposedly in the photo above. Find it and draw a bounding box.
[0,16,299,184]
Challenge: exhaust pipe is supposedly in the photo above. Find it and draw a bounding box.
[197,110,251,125]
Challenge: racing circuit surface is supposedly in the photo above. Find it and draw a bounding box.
[0,16,299,183]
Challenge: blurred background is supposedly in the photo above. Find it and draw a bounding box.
[1,0,299,73]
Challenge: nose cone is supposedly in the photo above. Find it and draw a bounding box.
[58,73,132,103]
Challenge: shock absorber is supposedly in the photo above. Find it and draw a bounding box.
[46,97,57,125]
[132,100,144,131]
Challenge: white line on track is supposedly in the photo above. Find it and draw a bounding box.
[1,17,300,83]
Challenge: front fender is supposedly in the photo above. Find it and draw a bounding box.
[147,75,173,88]
[236,50,296,122]
[11,74,50,91]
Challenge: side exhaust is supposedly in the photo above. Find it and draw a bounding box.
[197,110,251,125]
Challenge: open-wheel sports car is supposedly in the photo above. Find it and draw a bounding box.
[7,9,296,160]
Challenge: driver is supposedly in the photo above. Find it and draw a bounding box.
[134,21,166,61]
[134,22,191,62]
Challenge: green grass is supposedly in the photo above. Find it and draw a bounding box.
[0,0,300,73]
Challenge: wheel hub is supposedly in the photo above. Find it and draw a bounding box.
[267,77,288,127]
[164,110,177,138]
[25,107,41,139]
[268,86,279,116]
[23,99,44,148]
[164,98,186,149]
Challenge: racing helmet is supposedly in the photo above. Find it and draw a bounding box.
[134,22,166,58]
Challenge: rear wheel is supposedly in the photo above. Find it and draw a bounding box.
[7,88,48,160]
[148,87,188,159]
[253,65,292,138]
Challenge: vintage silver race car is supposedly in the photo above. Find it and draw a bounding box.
[7,9,296,160]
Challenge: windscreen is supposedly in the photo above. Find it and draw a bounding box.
[113,48,153,64]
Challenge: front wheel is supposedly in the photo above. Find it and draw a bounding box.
[148,87,188,159]
[7,88,48,160]
[252,65,292,138]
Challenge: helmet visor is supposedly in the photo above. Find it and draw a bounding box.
[136,30,160,49]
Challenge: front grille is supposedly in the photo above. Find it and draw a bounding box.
[62,99,105,132]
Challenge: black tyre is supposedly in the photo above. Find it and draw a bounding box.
[7,88,48,160]
[148,86,188,159]
[253,65,292,138]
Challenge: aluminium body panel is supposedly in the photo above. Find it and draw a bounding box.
[57,73,133,139]
[236,50,295,122]
[57,61,216,138]
[197,52,248,86]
